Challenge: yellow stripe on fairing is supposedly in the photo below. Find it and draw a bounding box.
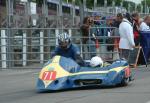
[109,66,128,72]
[70,66,128,76]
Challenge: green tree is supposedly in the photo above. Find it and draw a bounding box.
[141,0,150,12]
[123,1,136,12]
[63,0,137,11]
[114,0,122,6]
[141,0,150,6]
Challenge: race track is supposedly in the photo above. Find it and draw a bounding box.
[0,67,150,103]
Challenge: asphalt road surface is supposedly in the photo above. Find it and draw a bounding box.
[0,66,150,103]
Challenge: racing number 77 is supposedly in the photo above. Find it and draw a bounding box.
[42,71,57,80]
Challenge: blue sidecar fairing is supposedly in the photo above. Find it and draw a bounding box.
[36,56,132,91]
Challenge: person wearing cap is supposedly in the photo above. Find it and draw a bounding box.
[51,32,84,66]
[119,13,135,61]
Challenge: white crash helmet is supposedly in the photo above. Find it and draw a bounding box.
[90,56,103,67]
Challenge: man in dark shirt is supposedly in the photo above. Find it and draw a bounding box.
[51,32,84,66]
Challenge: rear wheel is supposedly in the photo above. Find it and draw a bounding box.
[117,77,130,87]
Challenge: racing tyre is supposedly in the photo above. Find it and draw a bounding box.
[120,78,130,86]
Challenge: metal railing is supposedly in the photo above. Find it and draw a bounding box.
[0,27,120,69]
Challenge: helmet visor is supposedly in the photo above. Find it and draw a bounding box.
[59,41,68,49]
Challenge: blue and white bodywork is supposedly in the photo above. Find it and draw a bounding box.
[37,56,133,91]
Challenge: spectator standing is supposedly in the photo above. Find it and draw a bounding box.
[119,13,135,61]
[112,13,123,38]
[112,13,123,39]
[113,13,123,28]
[107,13,123,54]
[132,12,140,46]
[140,15,150,31]
[80,17,96,59]
[80,17,90,44]
[139,16,150,63]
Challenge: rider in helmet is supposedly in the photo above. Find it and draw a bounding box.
[90,56,103,67]
[51,32,84,66]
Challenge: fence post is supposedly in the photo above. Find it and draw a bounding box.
[23,32,27,66]
[95,39,100,56]
[1,30,7,68]
[69,29,72,36]
[55,29,59,46]
[80,39,83,58]
[40,31,44,64]
[113,38,120,60]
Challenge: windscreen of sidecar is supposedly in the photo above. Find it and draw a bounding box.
[59,56,80,73]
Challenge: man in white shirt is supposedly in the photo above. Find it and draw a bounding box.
[119,13,135,61]
[140,15,150,31]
